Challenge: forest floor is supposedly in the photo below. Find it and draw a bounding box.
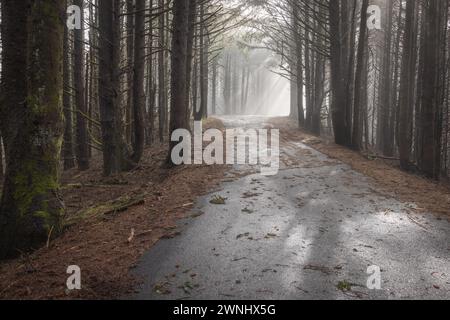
[0,116,449,299]
[0,119,229,299]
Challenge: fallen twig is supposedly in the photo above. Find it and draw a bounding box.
[103,197,146,216]
[135,229,153,238]
[46,225,54,249]
[166,203,194,213]
[407,214,428,231]
[127,228,135,243]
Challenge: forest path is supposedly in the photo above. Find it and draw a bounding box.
[130,116,450,300]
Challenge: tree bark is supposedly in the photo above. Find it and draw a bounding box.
[125,0,135,146]
[329,0,351,146]
[167,0,189,166]
[196,2,208,121]
[185,0,197,127]
[398,0,417,170]
[417,0,447,179]
[146,0,155,145]
[351,0,369,151]
[63,24,75,170]
[98,0,134,176]
[293,2,305,127]
[158,0,167,142]
[74,0,89,170]
[378,0,394,156]
[212,56,218,115]
[0,0,65,259]
[131,0,146,163]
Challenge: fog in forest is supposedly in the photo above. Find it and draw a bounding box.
[206,0,291,117]
[212,45,290,116]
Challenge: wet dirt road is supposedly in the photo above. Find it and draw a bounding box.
[130,116,450,300]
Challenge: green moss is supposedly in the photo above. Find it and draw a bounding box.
[337,280,353,292]
[13,157,60,232]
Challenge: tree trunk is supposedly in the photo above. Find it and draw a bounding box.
[329,0,351,146]
[212,56,218,115]
[304,22,312,129]
[293,3,305,127]
[398,0,417,170]
[312,55,325,136]
[351,0,369,151]
[131,0,146,163]
[417,0,447,179]
[63,24,75,170]
[125,0,135,146]
[0,0,65,259]
[167,0,189,166]
[378,0,394,156]
[196,2,208,121]
[185,0,197,127]
[98,0,134,176]
[158,0,167,142]
[146,0,155,145]
[223,54,231,114]
[74,0,89,170]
